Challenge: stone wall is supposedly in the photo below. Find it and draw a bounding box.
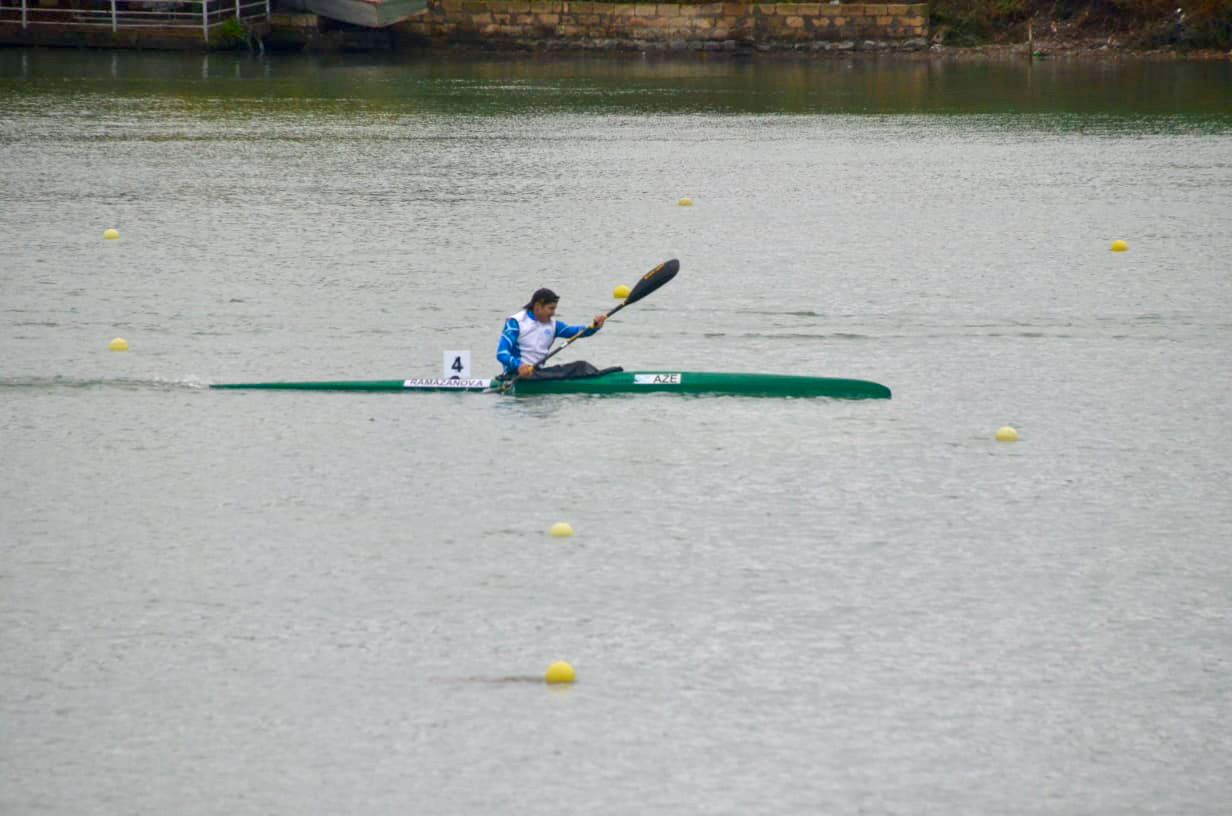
[396,2,930,50]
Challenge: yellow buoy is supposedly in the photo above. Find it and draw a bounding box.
[103,228,120,240]
[995,426,1019,442]
[545,661,576,685]
[548,521,574,538]
[677,198,693,207]
[613,284,631,300]
[1110,239,1128,252]
[108,337,129,352]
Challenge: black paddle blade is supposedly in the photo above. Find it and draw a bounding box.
[624,259,679,306]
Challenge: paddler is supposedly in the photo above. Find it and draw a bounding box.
[497,287,607,379]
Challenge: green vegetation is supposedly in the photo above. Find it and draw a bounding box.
[929,0,1030,45]
[210,17,250,50]
[929,0,1232,49]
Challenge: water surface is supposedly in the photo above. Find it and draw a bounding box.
[2,49,1231,815]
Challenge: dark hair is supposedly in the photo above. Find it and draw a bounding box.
[524,287,559,310]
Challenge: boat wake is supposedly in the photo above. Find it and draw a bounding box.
[0,375,210,392]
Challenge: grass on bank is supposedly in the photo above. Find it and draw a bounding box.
[929,0,1232,49]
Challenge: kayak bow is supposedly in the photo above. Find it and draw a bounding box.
[211,371,890,399]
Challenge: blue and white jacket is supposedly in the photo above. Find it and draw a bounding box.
[497,309,600,375]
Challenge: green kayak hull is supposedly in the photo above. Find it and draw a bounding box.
[513,371,889,398]
[212,372,890,399]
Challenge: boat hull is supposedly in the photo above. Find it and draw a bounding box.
[211,378,490,392]
[512,371,890,398]
[210,372,890,399]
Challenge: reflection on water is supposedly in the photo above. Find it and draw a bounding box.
[2,48,1231,121]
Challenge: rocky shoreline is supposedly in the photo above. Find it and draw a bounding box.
[877,42,1232,61]
[927,36,1232,61]
[389,35,1232,59]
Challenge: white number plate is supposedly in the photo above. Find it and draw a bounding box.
[443,350,471,379]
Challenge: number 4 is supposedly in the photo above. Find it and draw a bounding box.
[443,350,471,380]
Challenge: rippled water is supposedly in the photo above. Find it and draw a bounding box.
[2,49,1231,814]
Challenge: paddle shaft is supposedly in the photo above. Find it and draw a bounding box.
[537,299,627,368]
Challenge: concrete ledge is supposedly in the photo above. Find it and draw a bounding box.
[392,0,928,48]
[1,0,927,50]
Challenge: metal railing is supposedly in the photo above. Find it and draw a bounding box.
[0,0,269,41]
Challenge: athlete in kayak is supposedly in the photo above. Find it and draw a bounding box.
[497,287,607,379]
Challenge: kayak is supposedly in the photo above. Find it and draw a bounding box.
[210,262,892,400]
[211,371,891,399]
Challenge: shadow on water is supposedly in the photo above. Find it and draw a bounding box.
[2,47,1231,124]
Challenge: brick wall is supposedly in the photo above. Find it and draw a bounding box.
[396,2,930,50]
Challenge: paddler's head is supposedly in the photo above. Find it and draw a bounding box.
[525,288,559,323]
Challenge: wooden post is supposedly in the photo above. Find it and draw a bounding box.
[202,0,209,42]
[234,0,239,19]
[110,0,117,32]
[21,0,27,29]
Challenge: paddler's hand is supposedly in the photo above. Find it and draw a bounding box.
[592,314,607,329]
[518,363,535,378]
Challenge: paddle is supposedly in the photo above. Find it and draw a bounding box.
[499,258,680,393]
